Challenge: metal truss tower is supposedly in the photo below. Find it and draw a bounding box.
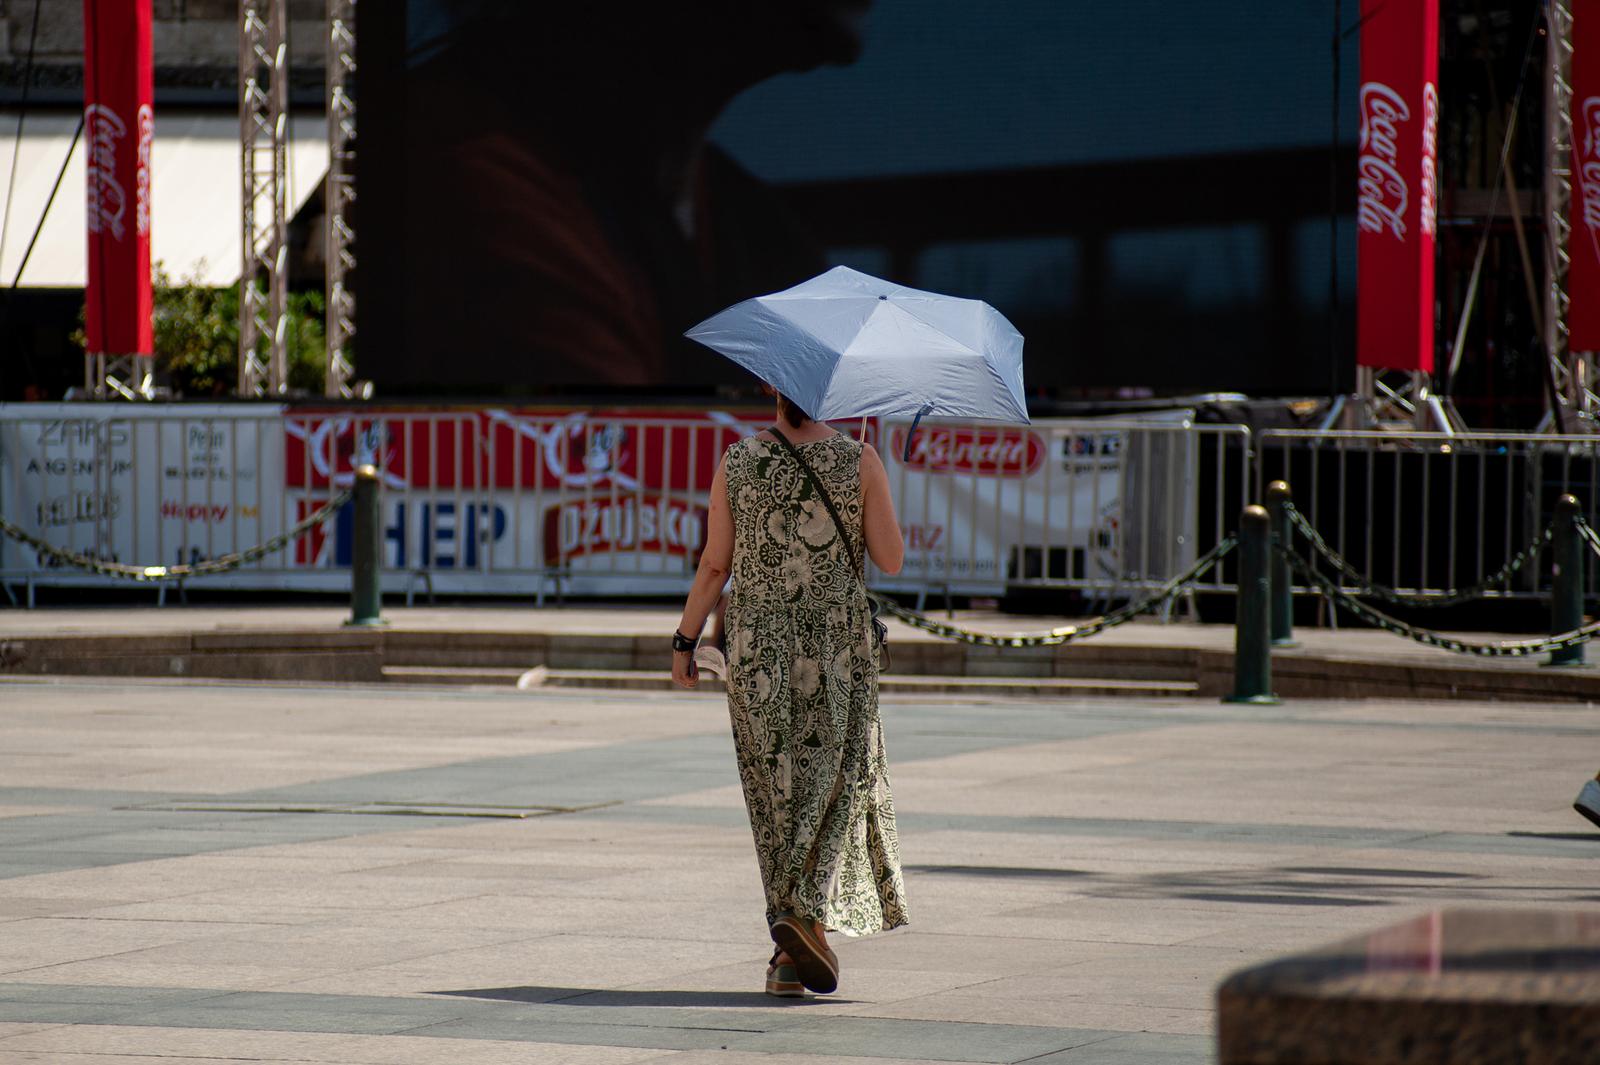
[324,0,357,397]
[238,0,289,397]
[1328,367,1464,432]
[87,352,155,400]
[1541,0,1596,430]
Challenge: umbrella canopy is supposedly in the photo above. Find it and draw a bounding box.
[685,266,1029,426]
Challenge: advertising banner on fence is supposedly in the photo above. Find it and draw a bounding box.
[280,410,1153,595]
[82,0,154,358]
[881,413,1196,592]
[1,405,1199,597]
[1356,0,1439,373]
[281,408,762,583]
[886,421,1109,589]
[1573,0,1600,352]
[0,405,284,578]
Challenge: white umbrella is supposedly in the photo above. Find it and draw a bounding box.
[685,266,1029,447]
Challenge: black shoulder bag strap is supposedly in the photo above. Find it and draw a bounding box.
[768,428,889,666]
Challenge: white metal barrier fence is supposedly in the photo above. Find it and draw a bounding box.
[0,406,287,591]
[872,416,1251,600]
[1,404,1251,603]
[1255,429,1600,600]
[289,409,759,598]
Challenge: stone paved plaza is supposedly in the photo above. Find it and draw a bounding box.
[1,676,1597,1064]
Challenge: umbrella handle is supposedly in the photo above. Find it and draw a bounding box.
[903,403,934,463]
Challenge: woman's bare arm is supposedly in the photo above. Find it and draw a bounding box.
[673,457,733,688]
[860,443,903,576]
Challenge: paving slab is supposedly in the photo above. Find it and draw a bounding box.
[0,1024,667,1064]
[3,601,1597,702]
[1,678,1599,1063]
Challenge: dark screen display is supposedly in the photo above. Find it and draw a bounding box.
[358,1,1358,399]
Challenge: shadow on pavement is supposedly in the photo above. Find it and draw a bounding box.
[434,986,846,1007]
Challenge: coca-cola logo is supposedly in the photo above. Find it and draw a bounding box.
[1579,97,1600,252]
[890,427,1043,477]
[1358,82,1411,239]
[286,416,408,489]
[85,104,128,240]
[484,411,641,490]
[1420,83,1438,238]
[135,104,152,237]
[539,420,637,489]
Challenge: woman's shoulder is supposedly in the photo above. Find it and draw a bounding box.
[723,434,769,468]
[827,432,866,459]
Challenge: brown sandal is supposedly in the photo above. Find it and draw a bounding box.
[770,914,839,994]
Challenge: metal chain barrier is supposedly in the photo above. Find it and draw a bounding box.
[1577,518,1600,563]
[1279,545,1600,657]
[869,537,1237,648]
[0,489,353,582]
[1283,501,1551,608]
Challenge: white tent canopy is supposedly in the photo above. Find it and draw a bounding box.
[0,110,328,288]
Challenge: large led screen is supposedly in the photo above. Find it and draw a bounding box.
[358,1,1358,398]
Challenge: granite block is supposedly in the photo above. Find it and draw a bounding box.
[1217,909,1600,1064]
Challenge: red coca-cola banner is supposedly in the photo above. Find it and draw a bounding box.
[1572,1,1600,352]
[82,0,153,357]
[1357,0,1439,373]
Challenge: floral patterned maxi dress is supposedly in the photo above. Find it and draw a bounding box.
[722,433,908,937]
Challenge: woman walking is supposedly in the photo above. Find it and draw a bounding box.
[672,391,908,997]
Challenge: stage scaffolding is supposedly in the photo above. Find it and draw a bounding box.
[237,0,289,397]
[324,0,357,398]
[1332,1,1590,436]
[1539,0,1597,431]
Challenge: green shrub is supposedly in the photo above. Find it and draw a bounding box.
[77,263,330,396]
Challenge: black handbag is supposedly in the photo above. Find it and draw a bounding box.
[768,428,890,671]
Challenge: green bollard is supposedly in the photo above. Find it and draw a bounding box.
[1225,504,1281,704]
[1266,480,1297,648]
[1546,494,1585,668]
[346,464,386,628]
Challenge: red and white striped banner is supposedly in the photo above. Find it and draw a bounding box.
[1356,0,1439,373]
[1572,0,1600,352]
[82,0,153,358]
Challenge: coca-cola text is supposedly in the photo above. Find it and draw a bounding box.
[135,104,152,237]
[1579,98,1600,241]
[1358,82,1411,239]
[85,103,128,240]
[1420,83,1439,238]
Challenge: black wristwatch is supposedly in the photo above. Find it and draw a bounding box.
[671,630,697,654]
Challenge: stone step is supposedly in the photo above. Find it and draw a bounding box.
[1,627,1197,681]
[514,668,1196,699]
[381,665,532,687]
[11,626,1600,703]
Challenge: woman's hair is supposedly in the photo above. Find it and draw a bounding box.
[774,391,811,428]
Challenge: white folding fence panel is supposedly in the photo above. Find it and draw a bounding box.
[0,404,285,586]
[1,404,1240,599]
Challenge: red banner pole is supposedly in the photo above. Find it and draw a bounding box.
[82,0,154,362]
[1572,1,1600,353]
[1356,0,1440,374]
